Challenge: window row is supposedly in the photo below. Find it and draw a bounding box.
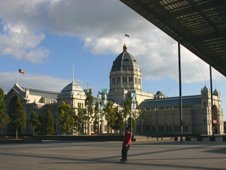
[146,125,190,132]
[144,105,193,111]
[111,77,141,85]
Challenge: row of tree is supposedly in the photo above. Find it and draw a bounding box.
[0,87,137,139]
[0,88,26,139]
[57,89,135,134]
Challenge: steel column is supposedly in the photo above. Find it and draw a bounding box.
[178,42,183,142]
[209,66,214,136]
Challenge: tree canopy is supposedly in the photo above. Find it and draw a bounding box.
[45,109,55,135]
[0,88,10,129]
[57,102,75,135]
[9,96,26,139]
[75,106,86,134]
[123,98,132,119]
[29,111,40,135]
[85,89,93,134]
[104,101,124,133]
[93,102,99,134]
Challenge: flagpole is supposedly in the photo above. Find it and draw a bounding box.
[17,69,25,85]
[16,71,19,84]
[73,64,75,83]
[124,34,130,46]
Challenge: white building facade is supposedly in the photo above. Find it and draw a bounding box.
[138,86,224,135]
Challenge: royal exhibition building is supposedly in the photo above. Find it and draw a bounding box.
[2,45,224,136]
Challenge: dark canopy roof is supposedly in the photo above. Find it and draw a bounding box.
[120,0,226,76]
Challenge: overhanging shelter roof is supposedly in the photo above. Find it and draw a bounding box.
[120,0,226,76]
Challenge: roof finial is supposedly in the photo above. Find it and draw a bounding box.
[123,34,130,51]
[123,44,127,51]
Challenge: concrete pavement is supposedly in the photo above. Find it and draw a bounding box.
[0,141,226,170]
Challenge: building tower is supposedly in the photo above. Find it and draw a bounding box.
[108,45,153,105]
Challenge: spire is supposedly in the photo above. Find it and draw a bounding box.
[213,89,219,96]
[72,64,75,83]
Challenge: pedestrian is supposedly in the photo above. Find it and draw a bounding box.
[120,127,132,163]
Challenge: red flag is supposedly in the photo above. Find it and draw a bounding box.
[18,69,25,74]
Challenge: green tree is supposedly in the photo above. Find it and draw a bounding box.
[104,102,124,133]
[0,88,10,129]
[29,111,40,136]
[75,106,86,134]
[37,115,45,135]
[85,89,93,135]
[93,102,99,134]
[111,109,124,132]
[9,96,26,139]
[57,103,75,135]
[104,101,115,133]
[122,98,132,128]
[45,109,55,135]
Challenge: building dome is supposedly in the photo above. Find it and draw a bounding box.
[155,91,165,99]
[108,45,143,105]
[60,82,84,94]
[57,82,86,104]
[156,91,164,96]
[111,44,140,72]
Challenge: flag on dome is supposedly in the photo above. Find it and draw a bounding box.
[18,69,25,74]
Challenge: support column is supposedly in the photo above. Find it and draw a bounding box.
[178,42,183,142]
[209,66,214,136]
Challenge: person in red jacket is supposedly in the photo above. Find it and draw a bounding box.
[120,128,132,162]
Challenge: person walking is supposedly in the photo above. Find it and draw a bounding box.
[120,128,132,163]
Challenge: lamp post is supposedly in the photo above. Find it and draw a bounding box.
[98,96,103,134]
[97,93,101,134]
[97,89,108,134]
[131,95,136,134]
[100,105,104,134]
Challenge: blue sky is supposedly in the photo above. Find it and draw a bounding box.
[0,0,225,119]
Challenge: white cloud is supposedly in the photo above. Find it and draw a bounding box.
[0,0,224,83]
[0,72,70,93]
[0,21,48,63]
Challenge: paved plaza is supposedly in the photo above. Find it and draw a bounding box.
[0,140,226,170]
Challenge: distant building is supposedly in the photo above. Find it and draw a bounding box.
[3,82,111,136]
[5,83,58,135]
[138,86,224,135]
[107,45,224,136]
[2,45,224,136]
[5,83,58,107]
